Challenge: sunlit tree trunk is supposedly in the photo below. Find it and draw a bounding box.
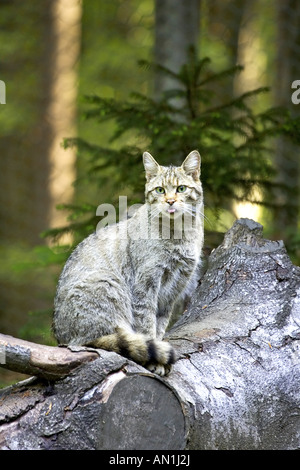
[46,0,81,236]
[231,0,264,221]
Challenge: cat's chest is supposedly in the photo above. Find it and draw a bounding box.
[161,246,196,281]
[148,243,197,294]
[128,238,199,289]
[164,245,195,268]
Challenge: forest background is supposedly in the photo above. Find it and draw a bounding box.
[0,0,300,386]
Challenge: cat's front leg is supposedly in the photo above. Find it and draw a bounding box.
[132,285,158,337]
[132,283,176,375]
[156,307,174,340]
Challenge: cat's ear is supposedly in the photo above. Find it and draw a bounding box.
[143,152,160,180]
[181,150,201,181]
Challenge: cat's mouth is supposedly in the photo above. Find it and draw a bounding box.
[162,203,182,217]
[165,206,182,217]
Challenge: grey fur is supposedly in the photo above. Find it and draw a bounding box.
[53,151,204,375]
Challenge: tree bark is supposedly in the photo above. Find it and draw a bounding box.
[0,218,299,450]
[0,334,98,381]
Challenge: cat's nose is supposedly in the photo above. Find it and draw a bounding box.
[167,198,176,205]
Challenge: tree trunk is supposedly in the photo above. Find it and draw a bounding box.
[154,0,201,99]
[46,0,81,235]
[0,218,299,450]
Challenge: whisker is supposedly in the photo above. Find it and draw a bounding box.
[184,204,213,227]
[199,211,213,227]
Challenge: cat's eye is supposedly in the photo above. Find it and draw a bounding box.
[155,187,165,194]
[177,185,187,193]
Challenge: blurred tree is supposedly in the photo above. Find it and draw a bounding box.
[154,0,200,99]
[46,0,81,235]
[206,0,247,100]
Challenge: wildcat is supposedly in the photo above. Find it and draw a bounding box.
[53,150,204,376]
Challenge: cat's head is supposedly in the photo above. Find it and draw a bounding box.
[143,150,203,220]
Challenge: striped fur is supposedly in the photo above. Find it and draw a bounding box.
[86,328,175,370]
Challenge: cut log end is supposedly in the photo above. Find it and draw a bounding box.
[0,359,186,450]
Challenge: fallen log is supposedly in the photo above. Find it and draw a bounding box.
[0,334,98,381]
[0,218,299,450]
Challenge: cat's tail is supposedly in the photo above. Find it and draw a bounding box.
[85,327,176,376]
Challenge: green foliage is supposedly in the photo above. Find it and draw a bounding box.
[0,243,66,346]
[44,53,300,245]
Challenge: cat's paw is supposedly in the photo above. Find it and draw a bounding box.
[146,362,172,376]
[150,340,176,366]
[145,339,176,375]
